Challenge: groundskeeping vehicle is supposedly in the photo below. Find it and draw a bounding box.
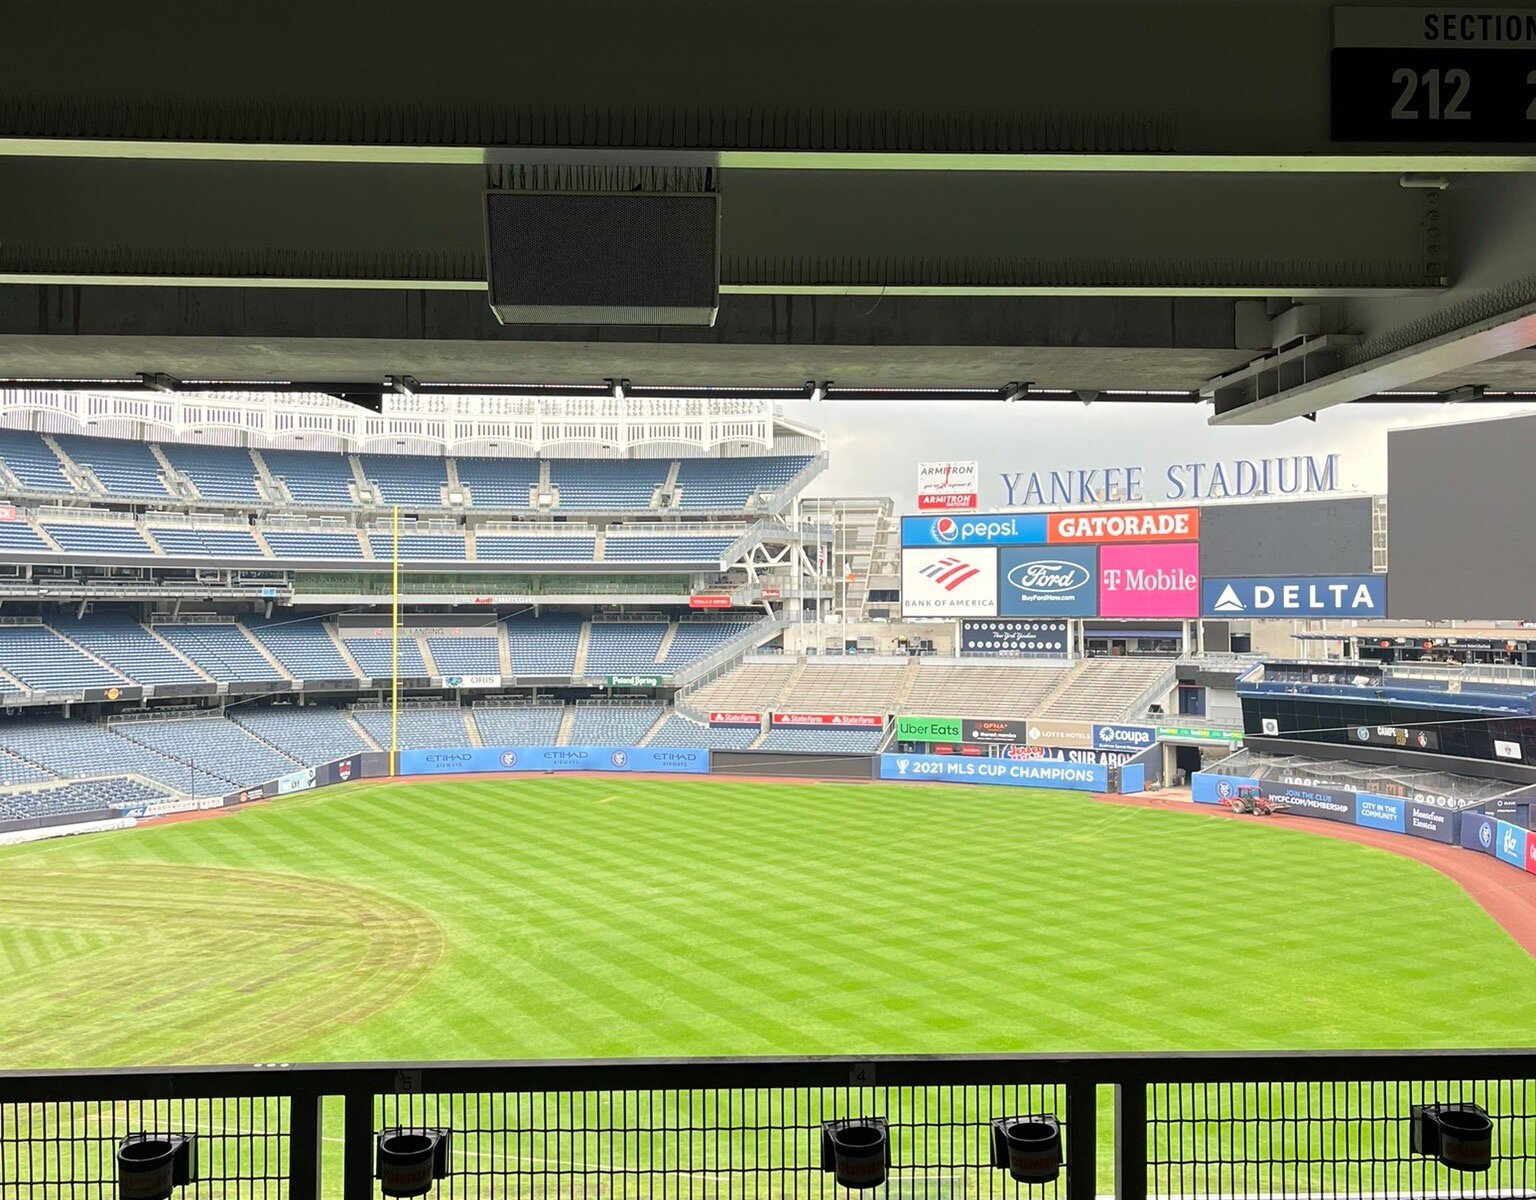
[1226,784,1286,817]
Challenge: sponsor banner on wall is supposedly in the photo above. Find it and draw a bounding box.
[896,715,964,741]
[1269,782,1355,823]
[879,752,1108,791]
[85,685,143,704]
[401,745,710,776]
[0,504,15,521]
[901,513,1048,548]
[1354,793,1406,833]
[962,717,1030,745]
[1158,726,1244,744]
[1461,812,1497,855]
[1494,738,1524,761]
[1202,574,1386,618]
[917,461,980,511]
[1048,507,1199,544]
[1406,803,1456,844]
[709,711,762,727]
[901,547,999,616]
[273,767,317,796]
[1351,724,1442,752]
[608,675,663,688]
[773,713,884,727]
[959,619,1069,657]
[689,595,733,609]
[1025,718,1095,749]
[998,545,1098,617]
[1015,746,1134,766]
[1092,723,1156,752]
[438,673,503,689]
[1098,543,1200,618]
[1528,829,1536,875]
[1495,819,1529,868]
[319,755,362,786]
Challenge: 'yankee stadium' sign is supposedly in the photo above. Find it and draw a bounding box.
[999,454,1340,506]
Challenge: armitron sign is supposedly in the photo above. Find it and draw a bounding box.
[917,461,980,511]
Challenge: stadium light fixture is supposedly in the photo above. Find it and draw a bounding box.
[805,381,831,402]
[1000,381,1032,404]
[136,372,181,393]
[384,375,419,397]
[605,377,631,401]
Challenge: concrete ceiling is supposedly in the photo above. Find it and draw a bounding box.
[4,0,1536,419]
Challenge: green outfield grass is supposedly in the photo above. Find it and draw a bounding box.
[2,774,1533,1070]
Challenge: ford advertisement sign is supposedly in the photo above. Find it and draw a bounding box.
[1202,575,1387,618]
[999,545,1098,616]
[401,746,709,776]
[901,514,1048,547]
[880,752,1107,791]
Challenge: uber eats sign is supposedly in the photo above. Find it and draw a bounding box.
[896,715,963,742]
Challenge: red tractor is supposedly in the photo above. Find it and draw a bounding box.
[1227,784,1285,816]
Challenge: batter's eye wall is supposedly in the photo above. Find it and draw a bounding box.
[1198,498,1374,578]
[1388,414,1536,620]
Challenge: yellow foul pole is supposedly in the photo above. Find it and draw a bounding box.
[390,504,401,775]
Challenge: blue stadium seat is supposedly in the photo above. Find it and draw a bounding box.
[344,634,427,678]
[262,448,358,505]
[231,705,374,762]
[475,536,595,563]
[584,621,668,676]
[0,624,129,692]
[350,706,467,749]
[158,442,264,502]
[115,718,299,789]
[152,622,285,682]
[549,459,668,510]
[470,704,564,744]
[53,434,173,498]
[664,620,760,668]
[755,726,886,752]
[0,519,50,551]
[454,456,539,508]
[53,615,206,686]
[604,535,734,562]
[367,533,467,561]
[568,704,664,744]
[358,454,449,507]
[428,637,500,676]
[149,527,265,557]
[263,531,365,559]
[646,714,759,750]
[674,455,813,510]
[0,719,231,798]
[0,430,73,492]
[242,617,357,680]
[43,523,153,555]
[504,615,582,676]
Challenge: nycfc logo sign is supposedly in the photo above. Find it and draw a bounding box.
[1008,560,1091,595]
[500,751,518,768]
[610,750,629,768]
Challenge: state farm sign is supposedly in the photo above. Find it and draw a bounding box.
[772,713,885,727]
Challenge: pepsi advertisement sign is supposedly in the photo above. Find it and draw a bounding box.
[999,545,1098,616]
[902,513,1048,547]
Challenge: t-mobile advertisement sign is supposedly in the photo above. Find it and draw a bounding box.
[1098,543,1200,618]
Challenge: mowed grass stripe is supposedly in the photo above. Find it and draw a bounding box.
[2,776,1534,1068]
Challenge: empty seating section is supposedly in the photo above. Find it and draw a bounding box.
[584,621,668,676]
[568,704,664,744]
[0,520,48,550]
[0,780,162,821]
[153,622,285,682]
[0,430,71,492]
[262,449,357,505]
[0,624,126,692]
[428,637,500,675]
[53,434,171,498]
[149,527,264,557]
[243,617,356,679]
[53,616,206,686]
[1038,658,1174,720]
[367,534,467,560]
[351,706,467,749]
[0,750,56,786]
[344,634,427,678]
[664,620,759,667]
[549,459,666,509]
[778,662,908,714]
[158,442,263,502]
[232,706,374,760]
[504,615,581,675]
[604,535,733,562]
[43,523,152,555]
[645,714,759,750]
[263,530,364,558]
[685,661,798,714]
[675,455,812,509]
[454,457,539,508]
[0,720,231,798]
[904,663,1076,718]
[475,535,595,562]
[358,454,447,506]
[470,704,564,744]
[114,718,297,788]
[756,726,886,752]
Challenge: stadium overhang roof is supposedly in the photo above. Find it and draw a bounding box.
[8,1,1536,419]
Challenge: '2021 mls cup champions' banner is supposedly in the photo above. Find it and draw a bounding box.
[899,509,1199,618]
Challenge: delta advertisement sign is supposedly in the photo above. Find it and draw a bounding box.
[1202,575,1386,618]
[900,510,1199,618]
[401,745,709,776]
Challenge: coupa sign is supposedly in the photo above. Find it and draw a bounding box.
[1092,723,1156,752]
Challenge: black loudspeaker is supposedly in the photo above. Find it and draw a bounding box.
[485,191,719,326]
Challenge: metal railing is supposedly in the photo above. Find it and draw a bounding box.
[2,1050,1531,1200]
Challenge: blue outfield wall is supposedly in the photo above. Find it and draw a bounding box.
[879,752,1108,791]
[401,745,710,776]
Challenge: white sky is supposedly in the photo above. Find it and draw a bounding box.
[794,400,1536,511]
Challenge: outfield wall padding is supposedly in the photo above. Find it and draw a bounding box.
[710,751,877,780]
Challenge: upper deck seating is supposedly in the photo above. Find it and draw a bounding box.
[158,442,264,503]
[53,434,172,498]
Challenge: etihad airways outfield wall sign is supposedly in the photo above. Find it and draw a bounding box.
[1201,575,1386,617]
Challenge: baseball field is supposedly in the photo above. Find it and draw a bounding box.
[2,774,1533,1070]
